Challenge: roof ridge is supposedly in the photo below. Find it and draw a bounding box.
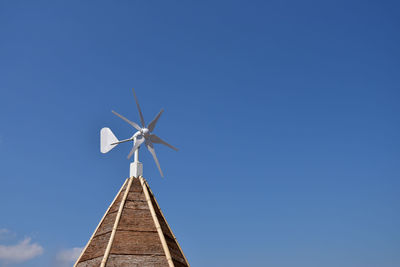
[74,178,129,267]
[139,176,175,267]
[145,179,191,267]
[100,177,134,267]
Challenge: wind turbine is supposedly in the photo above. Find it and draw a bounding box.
[100,89,178,177]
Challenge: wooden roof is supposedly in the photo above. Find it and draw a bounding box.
[74,177,190,267]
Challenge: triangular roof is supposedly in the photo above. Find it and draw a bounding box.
[74,177,190,267]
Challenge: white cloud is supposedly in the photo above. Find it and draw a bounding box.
[0,237,43,263]
[56,247,83,267]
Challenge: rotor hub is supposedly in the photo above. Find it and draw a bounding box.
[141,128,150,137]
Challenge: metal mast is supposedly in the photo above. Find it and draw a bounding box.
[130,136,143,177]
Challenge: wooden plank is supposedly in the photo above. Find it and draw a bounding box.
[110,230,165,255]
[75,179,129,266]
[106,254,169,267]
[173,259,190,267]
[140,177,175,267]
[108,189,126,213]
[79,232,111,262]
[75,256,102,267]
[124,199,148,210]
[129,178,144,192]
[94,211,117,237]
[126,191,146,201]
[100,177,134,266]
[146,180,190,266]
[118,208,158,232]
[166,238,188,265]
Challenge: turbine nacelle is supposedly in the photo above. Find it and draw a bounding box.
[140,128,150,137]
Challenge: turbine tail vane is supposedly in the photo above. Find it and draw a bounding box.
[100,127,119,153]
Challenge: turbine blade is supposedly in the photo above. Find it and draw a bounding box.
[150,134,178,151]
[148,109,164,132]
[146,141,164,177]
[127,136,145,159]
[112,110,141,131]
[132,88,146,127]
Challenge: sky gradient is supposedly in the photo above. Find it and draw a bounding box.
[0,1,399,266]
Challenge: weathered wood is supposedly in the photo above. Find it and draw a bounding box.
[75,179,129,266]
[101,177,134,267]
[166,238,188,265]
[111,230,165,255]
[126,191,146,202]
[140,176,174,267]
[76,256,102,267]
[79,232,111,261]
[94,211,117,237]
[173,259,190,267]
[129,178,143,192]
[109,189,126,213]
[124,199,148,210]
[148,182,190,266]
[152,199,174,240]
[118,208,157,232]
[106,255,169,267]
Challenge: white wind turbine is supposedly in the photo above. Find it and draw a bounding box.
[100,89,178,177]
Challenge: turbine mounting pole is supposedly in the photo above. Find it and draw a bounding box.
[130,137,143,178]
[134,137,139,163]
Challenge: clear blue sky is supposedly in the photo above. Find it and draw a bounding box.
[0,1,399,266]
